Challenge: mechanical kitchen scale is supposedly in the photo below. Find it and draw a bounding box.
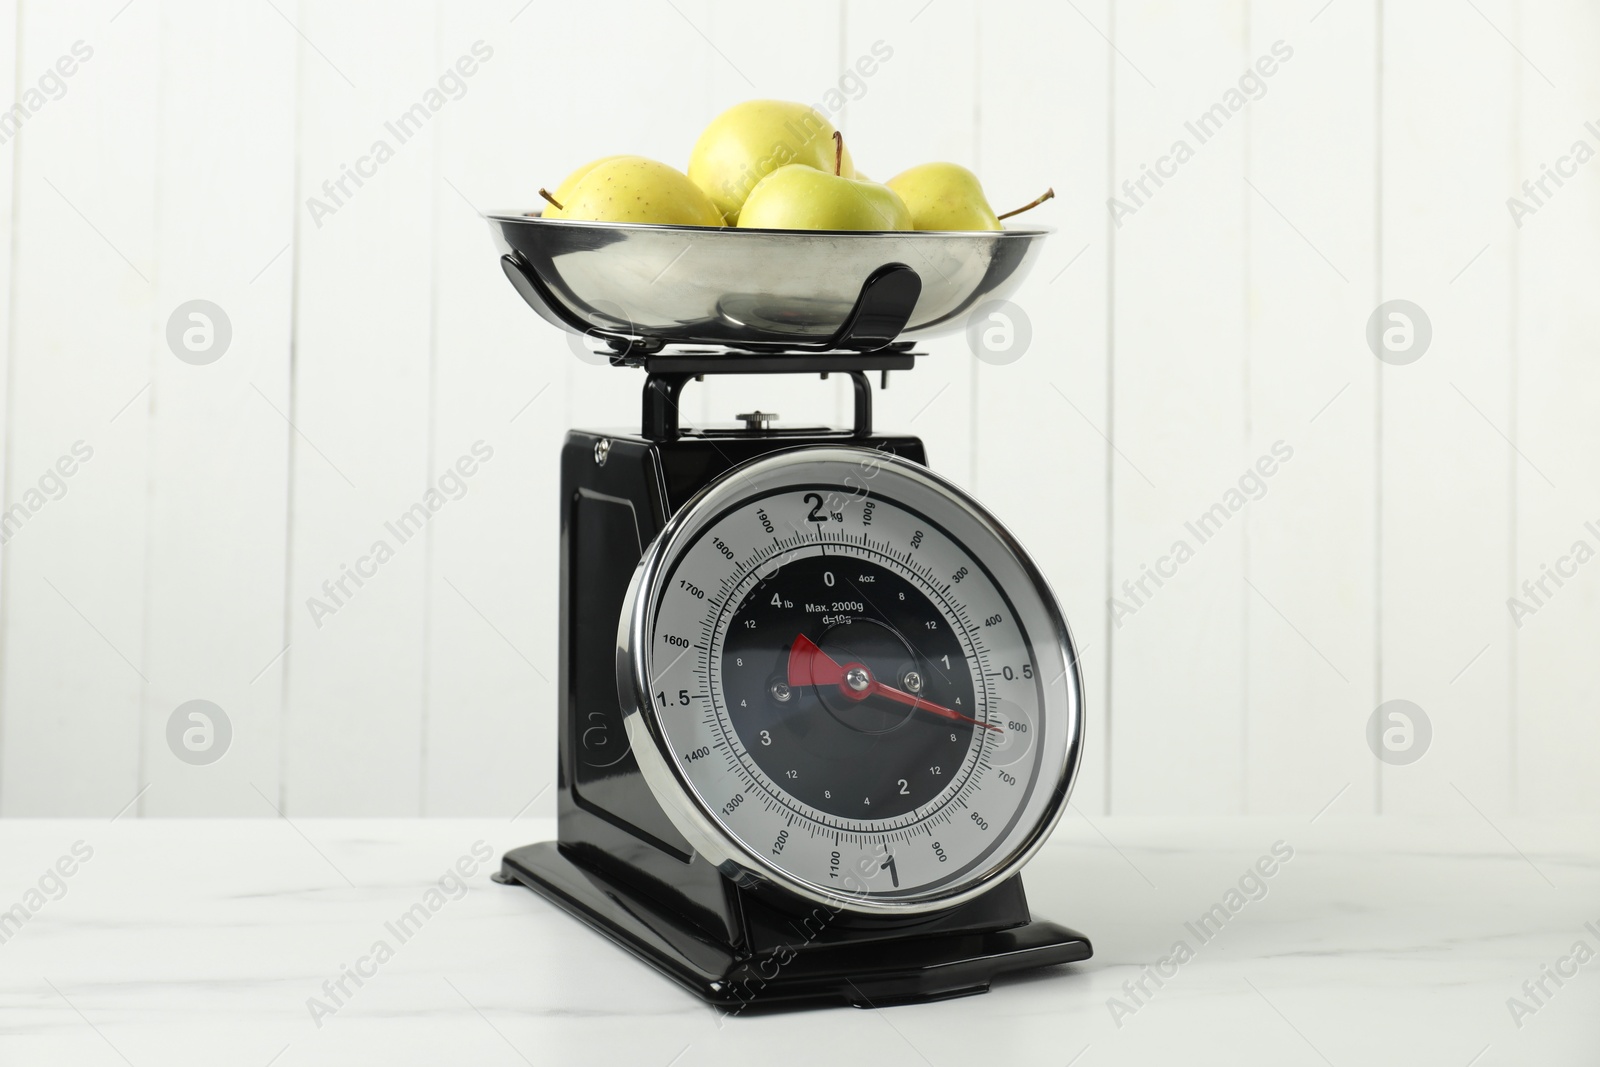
[487,212,1090,1009]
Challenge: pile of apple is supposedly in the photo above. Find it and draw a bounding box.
[538,99,1051,233]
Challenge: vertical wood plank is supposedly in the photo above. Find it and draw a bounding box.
[554,0,717,441]
[282,0,438,814]
[0,0,16,798]
[1109,0,1249,813]
[423,0,557,817]
[1243,4,1379,815]
[844,0,978,490]
[1512,0,1600,815]
[974,0,1111,813]
[421,0,720,815]
[1380,0,1516,815]
[0,1,156,815]
[137,0,297,815]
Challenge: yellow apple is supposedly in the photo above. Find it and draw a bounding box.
[689,100,848,224]
[559,157,723,226]
[738,135,910,231]
[539,155,639,219]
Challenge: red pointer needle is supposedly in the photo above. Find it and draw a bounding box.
[787,633,847,688]
[787,634,1002,734]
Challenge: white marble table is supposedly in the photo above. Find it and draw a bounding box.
[0,815,1593,1065]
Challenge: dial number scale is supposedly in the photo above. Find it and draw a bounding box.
[624,449,1081,914]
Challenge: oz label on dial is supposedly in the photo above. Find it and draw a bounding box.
[626,448,1081,915]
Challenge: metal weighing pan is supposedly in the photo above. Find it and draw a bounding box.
[488,213,1050,352]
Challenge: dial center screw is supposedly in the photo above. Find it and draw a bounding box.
[844,666,872,693]
[770,680,792,703]
[902,670,923,694]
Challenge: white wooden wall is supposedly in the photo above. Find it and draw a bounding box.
[0,0,1594,818]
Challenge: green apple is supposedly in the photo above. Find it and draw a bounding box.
[886,162,1055,231]
[539,155,639,218]
[737,134,910,231]
[558,157,724,226]
[688,99,850,224]
[886,163,1000,230]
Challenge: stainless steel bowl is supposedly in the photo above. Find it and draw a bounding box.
[487,212,1050,350]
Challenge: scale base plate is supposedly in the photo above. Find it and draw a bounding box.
[497,841,1091,1011]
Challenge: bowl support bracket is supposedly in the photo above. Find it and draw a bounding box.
[500,254,924,356]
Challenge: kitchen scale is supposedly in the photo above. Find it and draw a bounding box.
[487,213,1090,1009]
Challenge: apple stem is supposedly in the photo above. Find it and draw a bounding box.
[537,187,565,211]
[996,187,1056,221]
[833,131,844,178]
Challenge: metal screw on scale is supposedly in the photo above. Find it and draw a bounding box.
[738,411,778,432]
[594,438,610,466]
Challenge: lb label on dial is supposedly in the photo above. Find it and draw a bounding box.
[622,448,1082,915]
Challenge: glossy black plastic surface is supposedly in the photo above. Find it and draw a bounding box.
[499,841,1090,1010]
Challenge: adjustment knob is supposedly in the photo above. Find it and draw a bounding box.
[737,411,778,431]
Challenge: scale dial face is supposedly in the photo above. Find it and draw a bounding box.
[620,447,1082,915]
